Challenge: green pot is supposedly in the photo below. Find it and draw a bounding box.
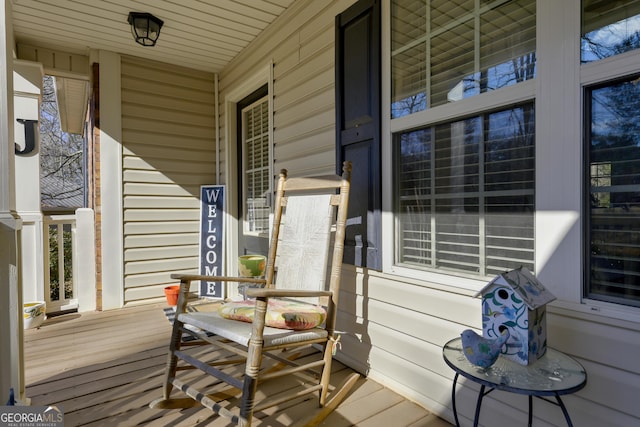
[238,255,266,277]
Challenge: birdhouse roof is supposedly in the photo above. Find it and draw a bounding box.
[474,267,556,310]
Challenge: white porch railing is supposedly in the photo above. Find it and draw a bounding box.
[43,214,78,313]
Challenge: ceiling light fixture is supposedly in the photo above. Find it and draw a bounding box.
[127,12,164,47]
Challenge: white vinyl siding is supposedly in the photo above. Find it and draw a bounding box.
[216,0,640,426]
[219,1,342,179]
[121,56,216,304]
[336,265,640,427]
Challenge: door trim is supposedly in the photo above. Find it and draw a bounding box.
[223,62,273,291]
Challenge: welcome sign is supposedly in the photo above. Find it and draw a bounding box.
[199,185,225,299]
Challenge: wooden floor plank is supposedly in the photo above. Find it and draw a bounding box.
[27,352,167,397]
[318,387,405,426]
[24,303,453,427]
[355,400,432,427]
[407,414,458,427]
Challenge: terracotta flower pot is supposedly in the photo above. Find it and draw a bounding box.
[164,285,180,306]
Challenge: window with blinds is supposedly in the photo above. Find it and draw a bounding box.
[586,76,640,307]
[581,0,640,62]
[242,97,270,235]
[394,103,535,277]
[391,0,536,118]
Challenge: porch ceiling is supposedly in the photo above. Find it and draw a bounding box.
[11,0,296,73]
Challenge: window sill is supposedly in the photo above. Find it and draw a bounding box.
[345,263,487,297]
[548,299,640,330]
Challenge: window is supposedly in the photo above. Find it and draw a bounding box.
[391,0,536,280]
[586,75,640,307]
[582,0,640,308]
[581,0,640,62]
[395,103,535,277]
[242,96,270,236]
[391,0,536,118]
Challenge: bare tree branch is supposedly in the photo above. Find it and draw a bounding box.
[39,75,86,207]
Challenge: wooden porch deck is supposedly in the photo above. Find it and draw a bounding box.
[24,303,452,427]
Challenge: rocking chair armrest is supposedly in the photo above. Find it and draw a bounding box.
[246,288,332,298]
[170,273,266,285]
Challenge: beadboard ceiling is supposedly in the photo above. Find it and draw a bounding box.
[11,0,296,73]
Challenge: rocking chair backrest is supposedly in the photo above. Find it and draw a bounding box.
[264,162,351,311]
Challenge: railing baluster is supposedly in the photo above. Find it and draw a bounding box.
[43,214,78,312]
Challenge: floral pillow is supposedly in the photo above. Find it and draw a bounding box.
[218,298,326,330]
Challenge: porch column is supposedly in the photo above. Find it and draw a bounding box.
[97,50,124,309]
[14,61,44,306]
[1,0,25,404]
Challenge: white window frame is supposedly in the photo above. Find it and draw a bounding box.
[578,4,640,321]
[580,51,640,317]
[223,62,274,281]
[381,0,640,323]
[382,1,537,292]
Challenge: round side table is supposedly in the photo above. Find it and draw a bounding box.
[443,337,587,427]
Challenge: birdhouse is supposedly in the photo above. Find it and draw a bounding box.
[475,267,556,365]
